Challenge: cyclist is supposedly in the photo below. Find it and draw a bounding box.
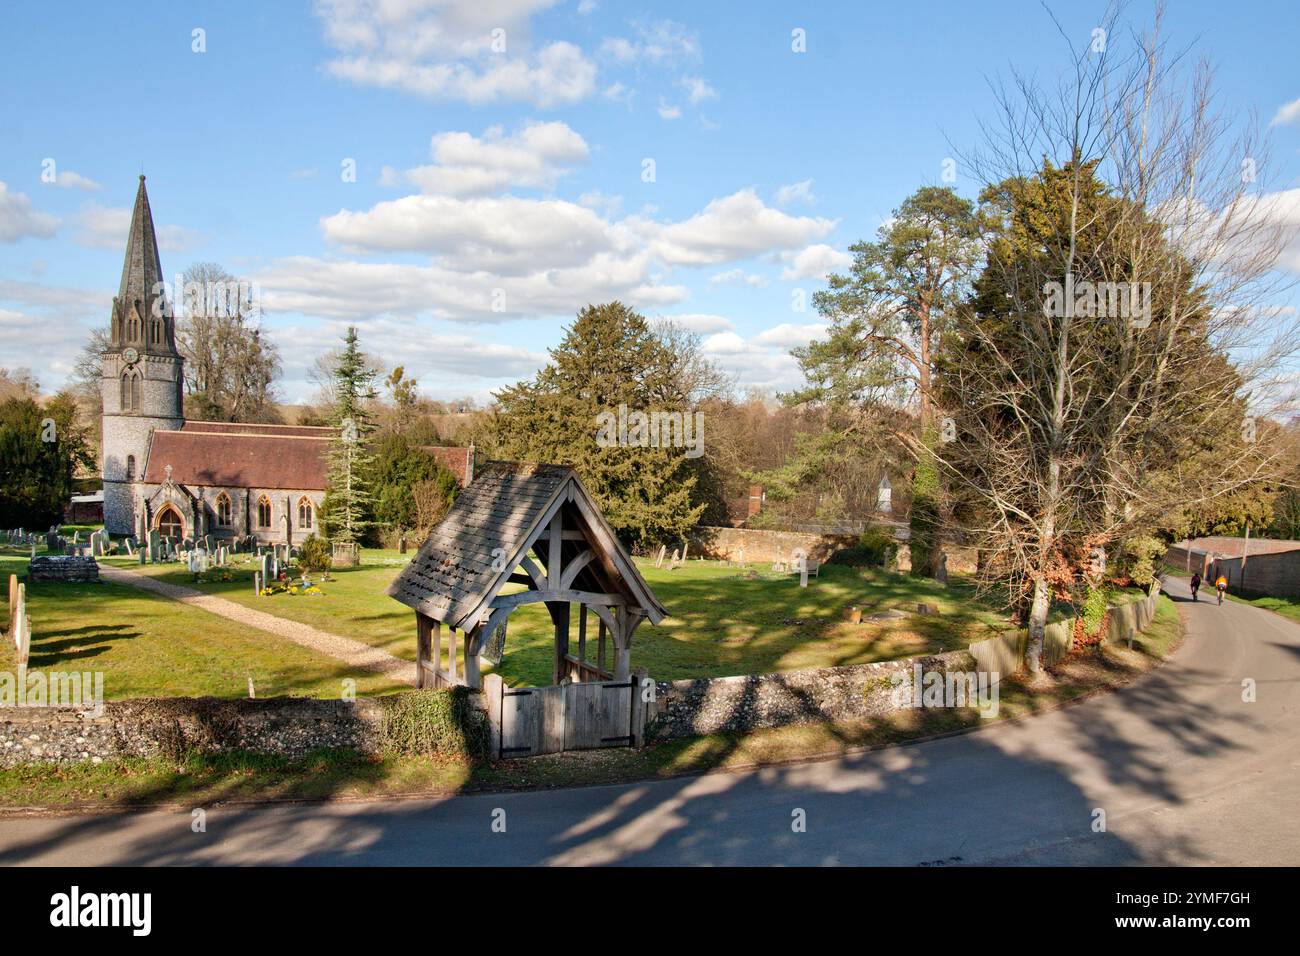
[1215,574,1228,605]
[1190,571,1201,602]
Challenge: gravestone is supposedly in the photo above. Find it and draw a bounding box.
[260,552,272,588]
[399,535,408,555]
[935,552,949,586]
[654,545,666,568]
[877,475,893,515]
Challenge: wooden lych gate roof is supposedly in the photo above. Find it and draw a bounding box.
[387,461,666,632]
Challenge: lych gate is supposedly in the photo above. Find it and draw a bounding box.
[387,462,667,756]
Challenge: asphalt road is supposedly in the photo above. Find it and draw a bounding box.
[2,576,1297,866]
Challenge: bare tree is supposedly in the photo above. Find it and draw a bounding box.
[940,4,1299,671]
[175,262,283,422]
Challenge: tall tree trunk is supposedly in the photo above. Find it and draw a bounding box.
[1026,575,1050,674]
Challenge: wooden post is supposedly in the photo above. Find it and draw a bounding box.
[416,613,432,689]
[483,672,503,758]
[433,620,442,680]
[630,666,650,748]
[577,604,588,676]
[597,617,607,676]
[550,603,570,685]
[462,625,482,689]
[447,627,458,681]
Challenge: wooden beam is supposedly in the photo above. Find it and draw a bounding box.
[489,588,625,611]
[559,548,595,590]
[518,555,546,589]
[546,510,562,589]
[539,529,588,542]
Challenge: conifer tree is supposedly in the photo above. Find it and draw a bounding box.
[323,326,377,544]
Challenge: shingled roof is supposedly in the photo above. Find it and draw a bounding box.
[387,461,665,631]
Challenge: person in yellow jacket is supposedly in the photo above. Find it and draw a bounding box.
[1215,574,1228,605]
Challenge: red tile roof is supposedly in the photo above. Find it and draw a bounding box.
[183,420,334,438]
[420,445,474,486]
[145,429,330,490]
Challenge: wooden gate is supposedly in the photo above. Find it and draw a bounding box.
[486,672,648,758]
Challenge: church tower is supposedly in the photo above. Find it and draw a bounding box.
[101,176,185,535]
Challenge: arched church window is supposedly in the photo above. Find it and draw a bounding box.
[298,497,313,529]
[120,370,141,412]
[216,493,232,526]
[157,506,183,541]
[257,496,272,529]
[126,455,135,481]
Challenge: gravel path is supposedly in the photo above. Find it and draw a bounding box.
[98,565,416,686]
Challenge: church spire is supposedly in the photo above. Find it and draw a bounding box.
[109,175,177,355]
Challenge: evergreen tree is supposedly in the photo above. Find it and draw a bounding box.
[492,302,707,547]
[322,327,378,544]
[0,394,94,528]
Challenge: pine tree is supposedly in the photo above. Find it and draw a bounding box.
[323,327,377,544]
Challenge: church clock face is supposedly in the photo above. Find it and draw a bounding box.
[123,347,139,366]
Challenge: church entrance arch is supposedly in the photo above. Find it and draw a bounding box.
[156,505,184,541]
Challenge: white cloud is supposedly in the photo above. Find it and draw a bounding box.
[698,323,821,393]
[774,179,815,207]
[402,121,589,196]
[1270,96,1300,128]
[780,243,851,280]
[49,170,102,191]
[600,19,699,65]
[315,0,597,108]
[680,75,716,105]
[256,254,686,325]
[0,182,58,242]
[708,268,768,288]
[657,100,681,120]
[655,312,734,333]
[321,194,629,273]
[650,189,835,266]
[753,322,827,349]
[577,189,623,218]
[577,0,598,13]
[0,279,112,389]
[73,204,199,253]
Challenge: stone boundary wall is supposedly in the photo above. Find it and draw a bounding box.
[648,649,976,740]
[689,526,856,564]
[1,696,383,768]
[968,589,1162,677]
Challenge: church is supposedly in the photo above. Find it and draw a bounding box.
[100,177,472,545]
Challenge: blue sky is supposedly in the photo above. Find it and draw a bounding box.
[2,0,1298,405]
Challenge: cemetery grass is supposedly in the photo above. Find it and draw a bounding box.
[0,597,1182,810]
[0,549,405,699]
[105,551,1018,686]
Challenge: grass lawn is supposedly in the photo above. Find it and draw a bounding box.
[105,549,1020,686]
[0,547,405,699]
[0,595,1183,810]
[1224,592,1300,624]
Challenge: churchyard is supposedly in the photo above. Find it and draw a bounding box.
[5,528,1028,695]
[0,541,405,699]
